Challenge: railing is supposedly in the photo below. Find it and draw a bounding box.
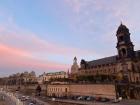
[0,89,24,105]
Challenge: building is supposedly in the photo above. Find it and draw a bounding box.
[47,84,69,97]
[37,75,44,84]
[7,71,37,86]
[71,23,140,99]
[47,84,116,99]
[38,71,69,84]
[37,72,46,84]
[71,57,79,80]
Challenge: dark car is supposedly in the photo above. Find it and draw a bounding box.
[95,97,102,101]
[82,96,88,100]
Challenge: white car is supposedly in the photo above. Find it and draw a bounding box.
[77,96,83,100]
[112,98,120,103]
[29,103,35,105]
[118,97,122,101]
[25,96,30,100]
[52,98,55,101]
[21,96,26,101]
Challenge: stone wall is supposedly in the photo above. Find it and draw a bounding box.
[1,84,116,99]
[47,84,69,97]
[47,84,116,99]
[69,84,115,99]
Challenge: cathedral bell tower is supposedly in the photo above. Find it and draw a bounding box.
[116,23,135,60]
[71,57,79,75]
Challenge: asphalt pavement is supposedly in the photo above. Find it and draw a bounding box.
[1,90,140,105]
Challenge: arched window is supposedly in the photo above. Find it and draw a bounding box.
[114,68,116,73]
[65,88,67,92]
[104,69,106,73]
[119,36,124,42]
[121,48,127,56]
[136,77,139,82]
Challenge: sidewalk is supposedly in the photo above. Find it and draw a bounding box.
[34,97,50,105]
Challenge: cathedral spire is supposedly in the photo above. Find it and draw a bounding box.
[120,21,123,25]
[116,23,135,60]
[73,56,77,64]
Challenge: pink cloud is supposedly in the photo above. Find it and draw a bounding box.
[0,44,30,57]
[0,22,100,58]
[0,43,69,71]
[0,20,101,75]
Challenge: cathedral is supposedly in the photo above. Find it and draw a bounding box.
[71,23,140,99]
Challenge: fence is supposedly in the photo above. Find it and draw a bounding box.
[0,88,24,105]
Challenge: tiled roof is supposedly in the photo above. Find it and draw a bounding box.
[87,50,140,67]
[87,55,117,66]
[135,50,140,57]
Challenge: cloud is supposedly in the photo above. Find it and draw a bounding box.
[0,21,98,57]
[63,0,140,51]
[64,0,140,36]
[0,44,30,57]
[0,40,70,73]
[0,15,102,76]
[1,0,140,77]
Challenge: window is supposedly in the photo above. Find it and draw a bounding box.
[104,69,106,73]
[137,66,140,71]
[114,68,116,73]
[65,88,67,92]
[136,77,139,82]
[108,69,110,73]
[119,36,124,42]
[122,48,127,56]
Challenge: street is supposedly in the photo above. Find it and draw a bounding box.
[1,89,140,105]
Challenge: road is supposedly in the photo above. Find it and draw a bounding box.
[1,90,140,105]
[0,91,50,105]
[0,93,16,105]
[15,92,50,105]
[39,97,140,105]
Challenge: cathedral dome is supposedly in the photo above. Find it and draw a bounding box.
[117,23,129,35]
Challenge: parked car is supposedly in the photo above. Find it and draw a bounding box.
[71,96,79,100]
[77,96,83,100]
[82,96,88,100]
[112,98,120,103]
[25,96,30,100]
[30,99,37,104]
[52,98,56,101]
[29,103,35,105]
[99,97,110,102]
[21,96,26,101]
[86,96,95,101]
[118,97,122,101]
[95,97,102,101]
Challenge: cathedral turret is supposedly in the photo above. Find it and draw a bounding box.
[71,57,79,74]
[73,56,77,64]
[116,23,135,60]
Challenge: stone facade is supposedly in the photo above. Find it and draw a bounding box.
[71,24,140,99]
[71,57,79,80]
[7,71,37,86]
[38,71,69,84]
[47,84,69,97]
[47,84,116,99]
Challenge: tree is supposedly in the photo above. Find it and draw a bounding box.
[36,85,42,96]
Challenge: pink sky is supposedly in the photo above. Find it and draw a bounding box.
[0,0,140,77]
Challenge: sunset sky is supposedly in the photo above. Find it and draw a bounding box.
[0,0,140,77]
